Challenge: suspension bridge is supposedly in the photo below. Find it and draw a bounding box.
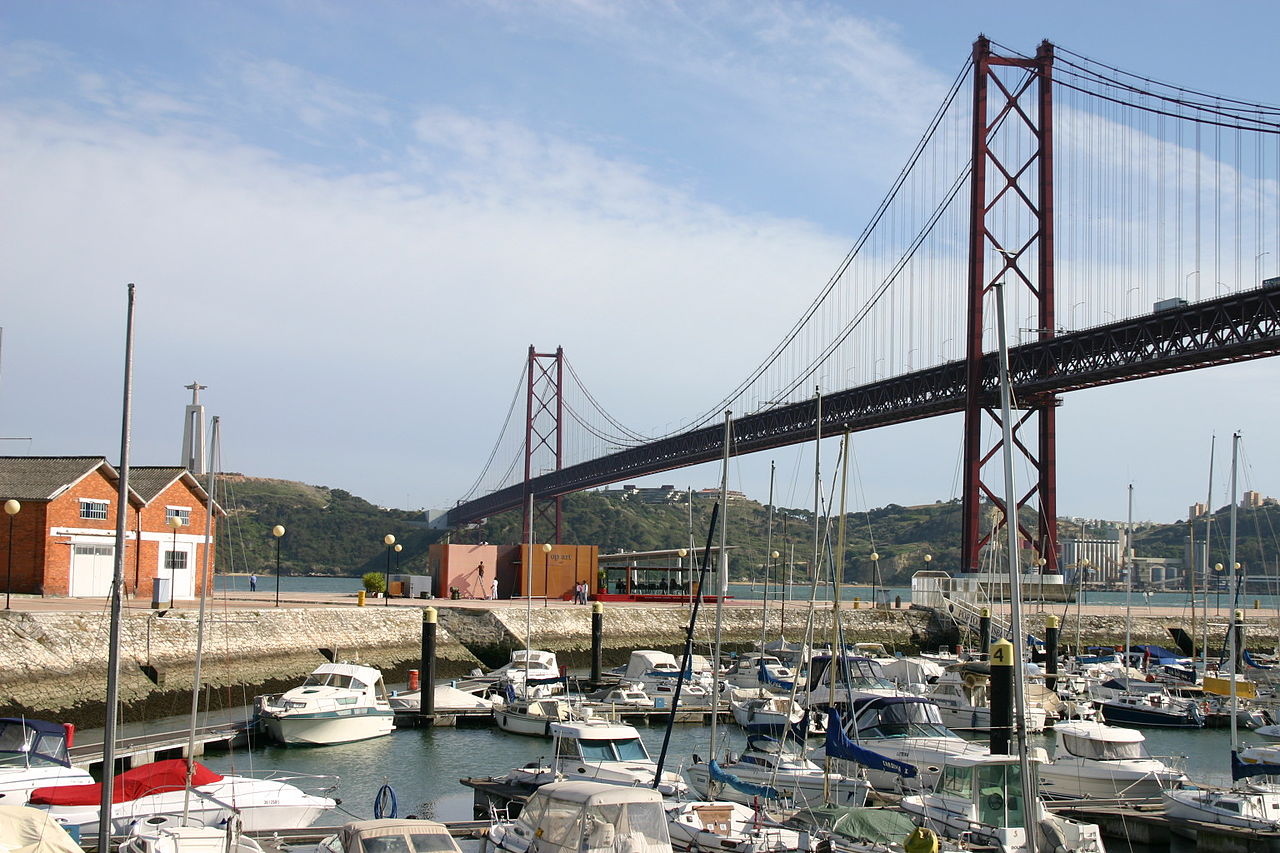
[447,37,1280,573]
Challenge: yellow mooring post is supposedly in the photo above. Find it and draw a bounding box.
[989,638,1015,755]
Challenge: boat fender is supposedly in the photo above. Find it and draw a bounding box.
[1146,674,1155,682]
[1038,819,1071,853]
[904,826,939,853]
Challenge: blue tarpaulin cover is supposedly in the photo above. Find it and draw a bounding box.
[708,759,781,799]
[758,659,795,690]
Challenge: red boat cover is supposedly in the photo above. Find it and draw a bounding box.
[29,759,224,806]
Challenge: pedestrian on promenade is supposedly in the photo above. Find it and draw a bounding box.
[249,574,257,592]
[490,577,498,600]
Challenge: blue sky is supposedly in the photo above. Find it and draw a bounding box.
[2,1,1278,534]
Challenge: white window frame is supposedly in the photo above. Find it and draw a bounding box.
[165,506,191,525]
[164,550,188,571]
[79,499,109,520]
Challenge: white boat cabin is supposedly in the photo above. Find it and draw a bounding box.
[493,781,672,853]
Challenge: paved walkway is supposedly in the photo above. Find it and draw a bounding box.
[0,590,1272,624]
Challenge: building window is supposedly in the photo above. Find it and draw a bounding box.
[79,499,109,520]
[165,550,188,571]
[165,507,191,525]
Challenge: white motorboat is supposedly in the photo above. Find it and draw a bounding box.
[925,670,1049,733]
[485,780,672,853]
[586,683,655,709]
[257,662,395,745]
[1163,778,1280,831]
[666,800,802,853]
[1094,685,1203,728]
[685,735,870,809]
[29,758,336,838]
[724,655,797,690]
[1038,721,1187,800]
[548,720,687,796]
[899,753,1105,853]
[811,697,990,795]
[317,819,464,853]
[120,818,266,853]
[728,689,806,736]
[495,697,585,737]
[0,718,93,806]
[804,654,910,707]
[613,650,715,696]
[388,683,493,715]
[492,650,565,698]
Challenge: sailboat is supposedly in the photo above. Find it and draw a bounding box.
[898,282,1104,853]
[1163,431,1280,830]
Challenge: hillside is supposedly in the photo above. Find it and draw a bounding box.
[216,476,1279,585]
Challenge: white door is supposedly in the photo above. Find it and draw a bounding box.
[161,545,196,600]
[69,544,115,597]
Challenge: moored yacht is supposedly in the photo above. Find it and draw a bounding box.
[257,662,395,745]
[549,720,687,796]
[0,718,93,806]
[29,758,336,838]
[685,735,870,808]
[1038,721,1187,800]
[485,780,672,853]
[899,753,1105,853]
[810,697,989,794]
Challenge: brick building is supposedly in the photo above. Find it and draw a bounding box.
[0,457,218,600]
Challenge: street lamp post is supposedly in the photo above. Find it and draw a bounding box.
[870,551,881,608]
[383,534,396,605]
[272,525,285,607]
[166,515,183,609]
[4,500,20,610]
[541,543,552,607]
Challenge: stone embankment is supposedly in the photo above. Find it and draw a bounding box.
[0,603,1248,726]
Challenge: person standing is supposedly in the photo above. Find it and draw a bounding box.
[249,574,257,592]
[490,576,499,600]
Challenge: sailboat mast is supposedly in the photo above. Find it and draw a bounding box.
[760,462,775,654]
[1125,484,1133,671]
[1203,435,1216,669]
[99,283,136,846]
[183,415,219,823]
[833,430,850,650]
[1228,431,1241,755]
[525,492,534,700]
[993,281,1035,853]
[708,411,731,762]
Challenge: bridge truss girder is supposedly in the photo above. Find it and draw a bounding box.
[447,288,1280,527]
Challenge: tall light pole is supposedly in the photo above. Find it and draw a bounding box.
[166,515,183,608]
[394,543,402,572]
[4,500,19,610]
[272,525,285,607]
[541,542,552,607]
[383,534,396,605]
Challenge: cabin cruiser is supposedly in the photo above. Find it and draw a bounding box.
[1093,683,1203,728]
[257,662,395,745]
[388,683,493,715]
[685,735,870,808]
[728,689,807,736]
[804,655,910,708]
[666,800,802,853]
[549,720,687,796]
[120,818,266,853]
[485,780,672,853]
[495,697,586,737]
[810,697,990,794]
[0,718,93,806]
[925,669,1050,733]
[585,683,655,709]
[612,651,716,697]
[29,758,336,837]
[318,819,464,853]
[1038,721,1187,800]
[1163,779,1280,831]
[724,655,798,690]
[492,651,565,698]
[899,753,1105,853]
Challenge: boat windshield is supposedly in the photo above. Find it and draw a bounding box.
[303,673,368,690]
[1061,734,1147,761]
[578,737,651,762]
[976,763,1027,830]
[0,721,69,768]
[858,703,954,739]
[842,659,896,690]
[338,831,459,853]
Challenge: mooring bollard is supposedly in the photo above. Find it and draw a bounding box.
[989,638,1014,755]
[591,601,604,686]
[421,607,437,724]
[357,590,366,607]
[1044,614,1060,692]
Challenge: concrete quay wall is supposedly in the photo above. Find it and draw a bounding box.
[0,603,1231,726]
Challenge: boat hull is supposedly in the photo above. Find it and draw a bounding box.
[684,762,869,809]
[494,711,556,738]
[1098,701,1201,728]
[261,710,395,745]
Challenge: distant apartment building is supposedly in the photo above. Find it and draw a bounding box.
[1243,490,1264,508]
[1188,502,1208,519]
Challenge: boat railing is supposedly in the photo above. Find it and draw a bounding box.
[238,768,341,797]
